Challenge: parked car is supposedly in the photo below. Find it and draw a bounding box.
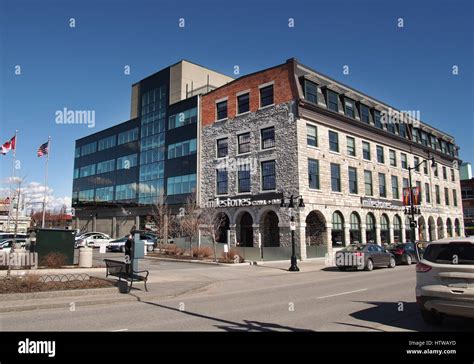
[0,239,27,252]
[415,237,474,325]
[75,232,102,241]
[335,243,396,271]
[0,233,27,241]
[107,234,154,252]
[386,242,418,265]
[75,233,111,248]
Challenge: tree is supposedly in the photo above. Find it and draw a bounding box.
[198,206,229,262]
[151,191,171,245]
[179,192,200,256]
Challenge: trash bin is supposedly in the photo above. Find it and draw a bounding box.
[78,247,93,268]
[118,280,129,294]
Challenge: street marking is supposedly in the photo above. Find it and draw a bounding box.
[317,288,367,299]
[110,329,128,332]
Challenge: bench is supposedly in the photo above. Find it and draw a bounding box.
[104,259,149,293]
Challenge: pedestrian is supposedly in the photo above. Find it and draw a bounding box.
[124,232,133,274]
[29,229,37,253]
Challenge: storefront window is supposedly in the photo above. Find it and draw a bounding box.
[366,213,376,244]
[349,213,361,243]
[380,214,390,245]
[331,212,344,247]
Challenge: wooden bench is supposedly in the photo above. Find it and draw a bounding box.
[104,259,149,292]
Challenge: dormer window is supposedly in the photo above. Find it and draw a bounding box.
[303,80,318,104]
[326,90,339,112]
[374,110,382,129]
[344,98,355,118]
[359,104,370,123]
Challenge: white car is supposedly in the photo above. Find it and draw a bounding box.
[416,236,474,324]
[0,239,27,253]
[75,233,111,248]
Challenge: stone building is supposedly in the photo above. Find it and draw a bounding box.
[199,58,464,259]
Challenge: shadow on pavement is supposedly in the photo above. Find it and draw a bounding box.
[130,294,312,332]
[349,301,474,332]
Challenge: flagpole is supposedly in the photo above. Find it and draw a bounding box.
[41,136,51,228]
[6,130,18,232]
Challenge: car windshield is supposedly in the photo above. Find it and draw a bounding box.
[386,243,404,249]
[342,245,364,252]
[423,242,474,265]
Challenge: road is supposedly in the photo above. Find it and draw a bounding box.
[1,260,472,331]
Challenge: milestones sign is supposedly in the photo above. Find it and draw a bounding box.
[360,197,403,211]
[206,193,283,209]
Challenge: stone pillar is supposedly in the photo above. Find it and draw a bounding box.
[375,224,381,246]
[401,224,406,243]
[135,215,140,230]
[344,223,351,246]
[252,224,260,248]
[92,215,97,232]
[431,223,438,241]
[326,223,333,256]
[229,224,237,246]
[389,226,394,245]
[298,222,307,260]
[423,223,429,242]
[360,223,367,245]
[112,216,117,238]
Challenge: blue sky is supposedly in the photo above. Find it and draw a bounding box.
[0,0,473,209]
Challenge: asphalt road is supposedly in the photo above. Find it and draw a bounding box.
[1,262,472,331]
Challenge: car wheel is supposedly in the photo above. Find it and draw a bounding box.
[388,256,396,268]
[405,254,412,265]
[147,245,153,252]
[420,309,443,325]
[364,259,374,271]
[337,266,346,271]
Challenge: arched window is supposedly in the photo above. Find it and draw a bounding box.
[331,211,344,247]
[405,216,413,242]
[349,212,361,243]
[366,213,376,244]
[380,214,390,245]
[393,215,402,243]
[447,218,453,237]
[454,219,461,237]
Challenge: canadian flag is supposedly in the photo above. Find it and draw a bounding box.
[1,136,16,155]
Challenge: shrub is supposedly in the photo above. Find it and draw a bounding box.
[192,246,213,258]
[221,248,244,263]
[39,252,67,268]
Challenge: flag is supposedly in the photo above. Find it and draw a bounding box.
[37,141,49,157]
[1,136,16,155]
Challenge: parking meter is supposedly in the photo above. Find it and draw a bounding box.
[132,233,144,272]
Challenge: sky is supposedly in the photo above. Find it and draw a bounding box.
[0,0,473,211]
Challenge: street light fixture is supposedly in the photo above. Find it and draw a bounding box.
[405,157,436,242]
[280,194,305,272]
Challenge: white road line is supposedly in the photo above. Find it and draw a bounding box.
[317,288,368,299]
[110,329,128,332]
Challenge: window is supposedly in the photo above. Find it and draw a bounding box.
[434,165,438,177]
[75,147,81,158]
[443,166,447,180]
[261,160,276,190]
[327,90,339,112]
[308,159,320,189]
[403,178,409,189]
[78,189,94,202]
[79,164,96,177]
[445,187,450,205]
[345,98,355,118]
[374,110,382,129]
[451,169,455,182]
[424,161,428,175]
[167,174,196,195]
[95,186,114,202]
[216,138,228,158]
[141,118,165,138]
[168,139,197,160]
[216,100,228,120]
[376,146,384,164]
[435,185,441,204]
[331,163,341,192]
[389,150,396,167]
[139,161,164,181]
[307,124,317,147]
[117,128,138,145]
[362,141,371,160]
[387,121,395,134]
[329,131,339,152]
[140,148,165,165]
[416,181,422,203]
[238,132,251,154]
[399,123,407,138]
[81,142,96,156]
[425,183,431,203]
[117,154,138,170]
[349,167,358,194]
[401,153,408,169]
[96,159,115,174]
[115,183,136,201]
[237,93,250,114]
[304,80,318,104]
[414,157,420,172]
[141,133,165,151]
[216,169,228,195]
[261,127,275,149]
[138,180,164,204]
[238,164,251,193]
[260,85,274,107]
[331,212,344,247]
[421,132,428,147]
[168,108,197,129]
[98,135,116,151]
[453,190,458,207]
[73,168,79,179]
[364,170,373,196]
[346,137,356,157]
[360,104,370,123]
[391,176,399,199]
[379,173,387,197]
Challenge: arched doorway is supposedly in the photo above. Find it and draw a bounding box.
[393,215,402,243]
[331,211,344,247]
[349,212,361,244]
[237,211,254,247]
[447,218,453,237]
[428,216,436,242]
[455,218,461,237]
[437,217,444,239]
[305,210,327,245]
[262,210,280,247]
[380,214,390,245]
[366,213,376,244]
[215,212,230,244]
[418,216,427,241]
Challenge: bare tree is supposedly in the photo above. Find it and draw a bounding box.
[179,192,200,256]
[151,191,171,245]
[198,206,229,262]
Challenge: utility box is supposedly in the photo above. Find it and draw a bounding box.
[36,228,76,265]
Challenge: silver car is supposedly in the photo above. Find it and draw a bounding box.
[416,236,474,324]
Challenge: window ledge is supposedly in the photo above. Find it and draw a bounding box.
[236,111,251,117]
[258,104,275,111]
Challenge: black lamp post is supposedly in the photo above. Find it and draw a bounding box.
[280,194,305,272]
[405,157,436,242]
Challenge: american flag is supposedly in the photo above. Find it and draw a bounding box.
[37,141,49,157]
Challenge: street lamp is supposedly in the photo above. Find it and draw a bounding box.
[280,194,305,272]
[405,157,436,242]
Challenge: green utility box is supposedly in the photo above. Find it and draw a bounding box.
[36,228,76,265]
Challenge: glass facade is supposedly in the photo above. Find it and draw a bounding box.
[96,159,115,174]
[167,139,197,159]
[167,174,196,195]
[95,186,114,202]
[98,135,116,151]
[168,107,197,129]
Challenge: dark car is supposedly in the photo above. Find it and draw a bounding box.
[107,236,128,252]
[335,243,396,271]
[386,242,418,265]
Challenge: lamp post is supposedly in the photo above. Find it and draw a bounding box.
[405,157,436,242]
[280,194,305,272]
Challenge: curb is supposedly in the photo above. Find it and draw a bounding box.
[145,256,252,267]
[0,267,106,277]
[0,286,118,301]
